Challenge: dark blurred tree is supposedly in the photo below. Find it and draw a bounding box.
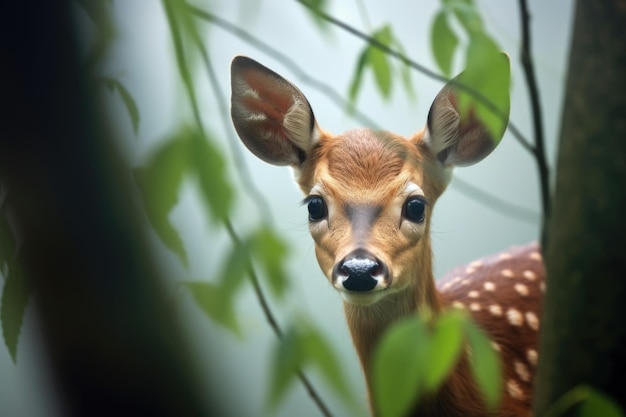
[0,1,213,416]
[534,0,626,415]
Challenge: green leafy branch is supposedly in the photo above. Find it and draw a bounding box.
[543,385,624,417]
[186,5,538,226]
[297,0,550,240]
[372,310,501,417]
[154,1,354,416]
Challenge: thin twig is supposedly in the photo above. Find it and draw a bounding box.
[185,6,333,417]
[294,0,535,154]
[187,5,378,128]
[190,26,275,227]
[518,0,550,246]
[223,219,335,417]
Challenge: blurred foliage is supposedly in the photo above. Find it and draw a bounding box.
[544,385,624,417]
[267,320,356,412]
[348,24,415,107]
[431,0,510,142]
[0,205,28,363]
[100,77,141,136]
[372,310,501,417]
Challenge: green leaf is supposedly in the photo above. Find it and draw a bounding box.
[579,388,624,417]
[464,318,502,411]
[369,25,393,99]
[390,36,416,101]
[372,315,429,417]
[250,226,290,298]
[101,77,141,136]
[348,49,368,106]
[431,11,459,77]
[299,0,330,32]
[184,281,239,334]
[191,131,234,223]
[218,239,251,298]
[267,327,304,409]
[457,32,510,142]
[135,130,190,266]
[544,386,625,417]
[449,0,484,34]
[368,47,392,98]
[1,264,29,363]
[302,326,355,405]
[423,311,464,392]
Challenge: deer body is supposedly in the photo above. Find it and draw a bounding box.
[230,56,544,416]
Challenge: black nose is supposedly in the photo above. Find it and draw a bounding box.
[334,250,388,292]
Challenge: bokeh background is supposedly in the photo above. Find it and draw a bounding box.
[1,1,573,416]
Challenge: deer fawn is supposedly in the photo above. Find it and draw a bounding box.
[230,55,544,417]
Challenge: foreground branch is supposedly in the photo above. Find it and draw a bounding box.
[518,0,551,245]
[294,0,535,154]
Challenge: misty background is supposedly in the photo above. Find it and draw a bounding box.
[0,1,573,416]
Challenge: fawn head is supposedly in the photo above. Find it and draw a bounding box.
[230,56,509,309]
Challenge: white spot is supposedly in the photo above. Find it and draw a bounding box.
[501,269,514,278]
[529,251,542,261]
[523,270,537,281]
[452,275,462,284]
[525,311,540,331]
[540,282,546,293]
[452,301,465,310]
[470,260,483,268]
[514,361,531,382]
[461,279,471,286]
[507,379,525,400]
[515,283,530,296]
[489,304,503,317]
[484,281,496,291]
[469,303,481,311]
[465,266,476,274]
[527,349,538,366]
[490,341,501,352]
[468,290,480,298]
[507,308,524,326]
[499,252,512,260]
[442,281,452,290]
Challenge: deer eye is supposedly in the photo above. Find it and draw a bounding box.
[306,196,327,221]
[403,196,426,223]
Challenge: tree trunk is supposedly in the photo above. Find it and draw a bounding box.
[534,0,626,415]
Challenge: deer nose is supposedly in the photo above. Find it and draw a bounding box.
[334,250,388,292]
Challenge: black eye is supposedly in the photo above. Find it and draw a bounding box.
[404,196,426,223]
[307,196,327,221]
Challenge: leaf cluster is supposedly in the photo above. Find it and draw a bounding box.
[372,310,501,417]
[431,0,510,140]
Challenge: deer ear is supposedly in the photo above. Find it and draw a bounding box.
[423,66,509,167]
[230,56,319,167]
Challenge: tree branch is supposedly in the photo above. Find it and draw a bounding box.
[294,0,535,154]
[518,0,551,246]
[188,5,539,225]
[181,6,337,417]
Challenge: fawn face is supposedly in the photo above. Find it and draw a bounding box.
[230,55,508,307]
[299,127,448,306]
